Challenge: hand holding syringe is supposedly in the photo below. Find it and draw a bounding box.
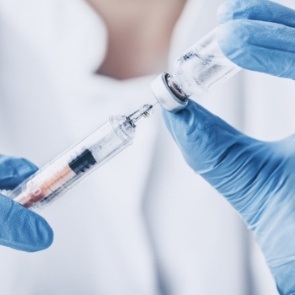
[10,104,155,211]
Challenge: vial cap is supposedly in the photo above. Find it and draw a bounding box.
[151,73,188,113]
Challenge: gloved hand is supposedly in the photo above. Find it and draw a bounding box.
[163,100,295,295]
[0,155,53,252]
[216,0,295,79]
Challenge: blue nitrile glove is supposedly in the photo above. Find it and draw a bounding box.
[216,0,295,79]
[163,100,295,295]
[0,155,53,252]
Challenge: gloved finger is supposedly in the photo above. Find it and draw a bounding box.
[163,99,244,175]
[0,155,38,190]
[0,194,53,251]
[162,100,276,215]
[217,20,295,79]
[218,0,295,28]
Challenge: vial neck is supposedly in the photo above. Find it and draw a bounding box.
[166,74,189,102]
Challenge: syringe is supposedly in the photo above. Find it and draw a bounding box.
[9,104,154,211]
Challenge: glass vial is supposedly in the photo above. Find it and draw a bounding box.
[151,28,241,112]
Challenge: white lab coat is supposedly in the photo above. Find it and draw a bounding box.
[0,0,294,294]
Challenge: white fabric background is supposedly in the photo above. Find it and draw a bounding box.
[0,0,294,294]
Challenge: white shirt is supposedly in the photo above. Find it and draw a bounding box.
[0,0,294,294]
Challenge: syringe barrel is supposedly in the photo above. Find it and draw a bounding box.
[9,115,135,211]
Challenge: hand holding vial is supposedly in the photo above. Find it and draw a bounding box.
[161,0,295,293]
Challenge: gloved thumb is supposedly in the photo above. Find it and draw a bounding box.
[0,194,53,252]
[163,99,246,175]
[162,100,276,216]
[0,155,53,251]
